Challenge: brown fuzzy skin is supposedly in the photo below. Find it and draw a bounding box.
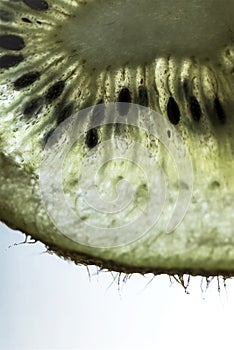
[48,246,234,278]
[3,215,234,279]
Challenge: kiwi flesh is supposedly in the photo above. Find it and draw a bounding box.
[0,0,234,277]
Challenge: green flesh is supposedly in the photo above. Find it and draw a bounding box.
[0,0,234,276]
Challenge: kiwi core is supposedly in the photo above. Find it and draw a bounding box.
[60,0,234,69]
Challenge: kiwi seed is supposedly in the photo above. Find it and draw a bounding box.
[0,54,24,69]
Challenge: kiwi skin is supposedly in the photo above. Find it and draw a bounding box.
[0,0,234,278]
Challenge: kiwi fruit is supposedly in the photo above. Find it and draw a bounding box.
[0,0,234,278]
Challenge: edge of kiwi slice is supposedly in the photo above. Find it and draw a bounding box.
[1,0,234,277]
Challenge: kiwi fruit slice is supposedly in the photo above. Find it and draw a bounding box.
[0,0,234,277]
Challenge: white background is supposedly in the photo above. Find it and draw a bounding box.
[1,221,234,350]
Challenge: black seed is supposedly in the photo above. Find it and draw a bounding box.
[214,97,226,124]
[118,87,131,103]
[14,71,40,89]
[45,81,65,102]
[57,103,74,125]
[138,85,149,107]
[92,100,105,125]
[0,54,23,69]
[23,0,49,11]
[85,128,99,148]
[117,87,131,116]
[0,34,25,51]
[23,97,43,116]
[22,17,32,23]
[0,9,12,22]
[166,97,180,125]
[189,95,201,122]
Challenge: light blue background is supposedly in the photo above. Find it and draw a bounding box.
[1,221,234,350]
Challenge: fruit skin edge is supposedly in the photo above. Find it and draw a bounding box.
[1,148,234,278]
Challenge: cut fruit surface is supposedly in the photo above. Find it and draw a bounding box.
[0,0,234,276]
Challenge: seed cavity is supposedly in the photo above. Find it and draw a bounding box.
[214,97,226,124]
[45,81,65,103]
[14,71,40,89]
[23,0,49,11]
[85,128,99,148]
[0,34,25,51]
[189,95,201,122]
[0,54,24,69]
[166,97,180,125]
[23,97,43,116]
[138,85,149,107]
[117,87,131,116]
[57,103,74,125]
